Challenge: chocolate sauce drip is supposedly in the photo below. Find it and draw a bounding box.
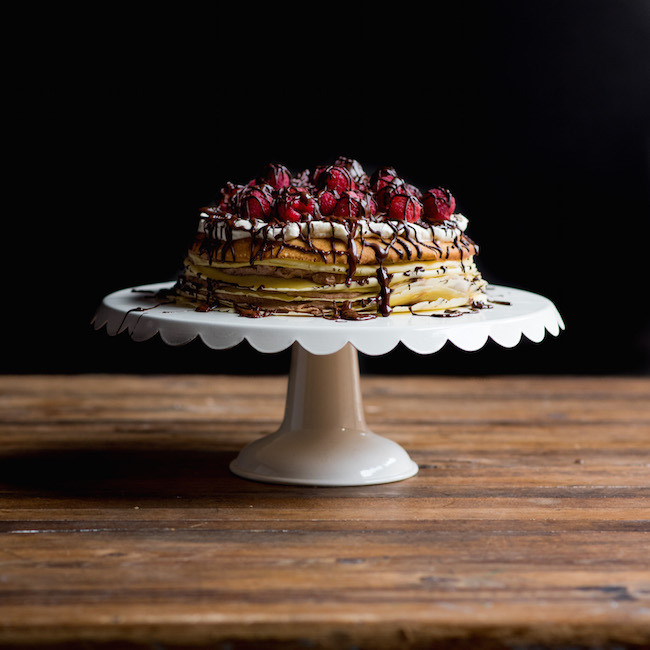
[399,224,420,259]
[345,220,359,285]
[430,309,466,318]
[375,266,393,316]
[195,213,480,320]
[325,301,377,322]
[234,304,271,318]
[116,300,174,333]
[195,302,216,312]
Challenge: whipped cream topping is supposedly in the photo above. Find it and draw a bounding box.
[198,212,469,244]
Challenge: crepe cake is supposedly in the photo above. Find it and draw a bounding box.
[172,156,489,319]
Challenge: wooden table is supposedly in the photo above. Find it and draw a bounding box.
[0,374,649,649]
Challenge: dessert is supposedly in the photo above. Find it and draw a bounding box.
[172,156,488,319]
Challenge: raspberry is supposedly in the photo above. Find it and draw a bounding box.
[387,193,423,223]
[377,180,407,212]
[237,184,274,221]
[334,156,366,184]
[315,164,355,194]
[311,164,327,185]
[367,194,378,216]
[333,190,365,220]
[257,162,292,190]
[422,188,456,222]
[370,166,405,210]
[217,181,244,213]
[317,189,339,216]
[404,182,422,199]
[276,187,315,222]
[370,166,401,191]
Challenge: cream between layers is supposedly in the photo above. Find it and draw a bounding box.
[199,212,470,245]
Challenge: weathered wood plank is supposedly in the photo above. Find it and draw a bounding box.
[0,375,648,648]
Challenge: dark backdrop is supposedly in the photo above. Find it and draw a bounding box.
[7,0,650,375]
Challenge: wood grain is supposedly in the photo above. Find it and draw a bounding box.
[0,374,649,649]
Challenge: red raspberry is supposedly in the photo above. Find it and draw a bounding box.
[315,164,356,194]
[317,188,339,216]
[311,164,327,186]
[377,180,408,212]
[276,187,315,222]
[422,188,456,222]
[367,194,378,216]
[387,193,423,223]
[334,156,366,184]
[237,184,274,221]
[370,166,405,210]
[333,190,365,220]
[257,162,292,190]
[370,166,401,191]
[217,181,244,213]
[404,182,422,199]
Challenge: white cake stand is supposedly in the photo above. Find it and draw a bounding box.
[93,283,564,486]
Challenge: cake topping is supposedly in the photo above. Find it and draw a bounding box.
[257,162,293,190]
[333,190,368,220]
[370,166,405,212]
[422,187,456,222]
[175,156,487,320]
[217,181,245,213]
[199,157,473,249]
[387,192,423,223]
[276,186,316,222]
[333,156,368,186]
[237,184,274,221]
[315,164,356,195]
[208,158,462,229]
[317,188,339,216]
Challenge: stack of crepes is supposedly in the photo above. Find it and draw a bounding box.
[173,156,488,319]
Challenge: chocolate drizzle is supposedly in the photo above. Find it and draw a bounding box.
[234,304,273,318]
[190,212,482,319]
[326,300,377,322]
[375,266,393,317]
[408,298,511,319]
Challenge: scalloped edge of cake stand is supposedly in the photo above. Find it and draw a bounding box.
[92,283,565,357]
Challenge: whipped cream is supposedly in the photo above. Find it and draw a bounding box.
[198,213,469,244]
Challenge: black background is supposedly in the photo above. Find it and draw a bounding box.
[7,0,650,376]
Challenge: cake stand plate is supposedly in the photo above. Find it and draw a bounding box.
[93,283,564,486]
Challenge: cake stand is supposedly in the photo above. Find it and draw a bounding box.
[93,283,564,486]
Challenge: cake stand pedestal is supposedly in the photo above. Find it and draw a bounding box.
[93,283,564,486]
[230,341,418,485]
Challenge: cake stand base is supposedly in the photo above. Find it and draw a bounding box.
[229,342,419,486]
[93,282,564,488]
